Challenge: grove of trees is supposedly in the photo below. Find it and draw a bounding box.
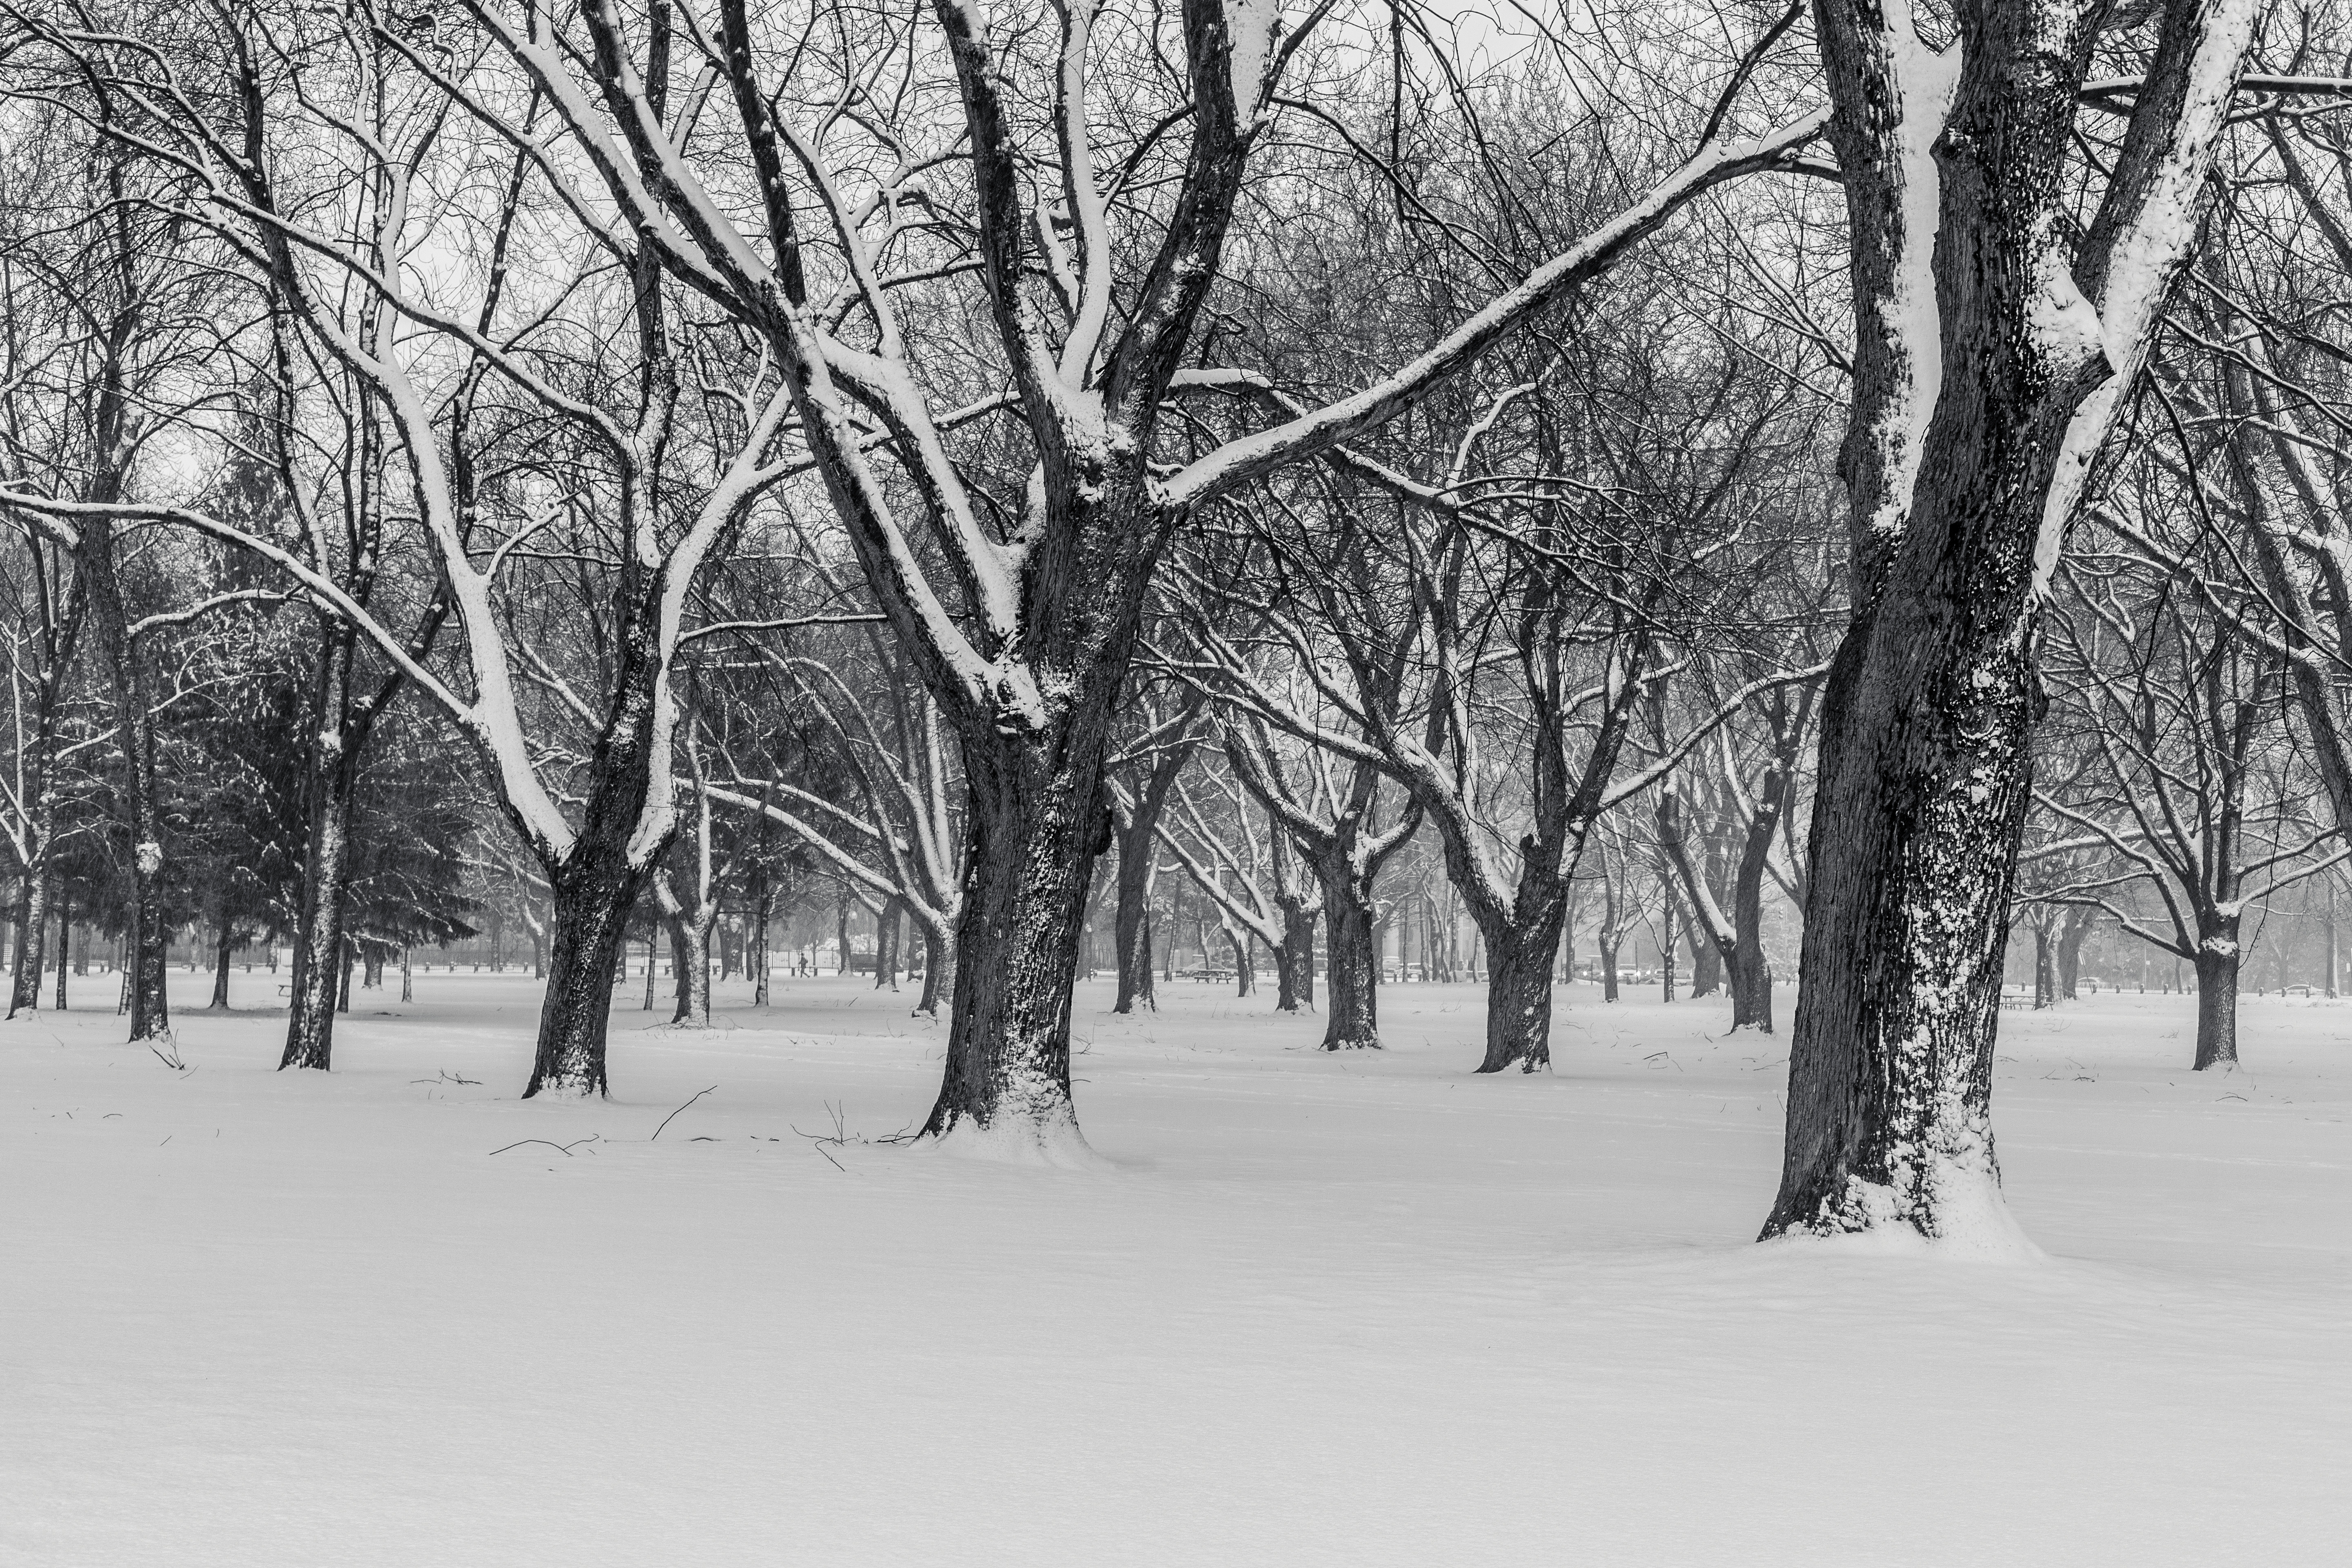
[3,0,2348,1245]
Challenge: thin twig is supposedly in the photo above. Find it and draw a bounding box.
[652,1086,719,1140]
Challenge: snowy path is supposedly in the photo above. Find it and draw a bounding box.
[5,976,2346,1566]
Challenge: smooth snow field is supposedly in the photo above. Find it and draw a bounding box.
[5,974,2347,1567]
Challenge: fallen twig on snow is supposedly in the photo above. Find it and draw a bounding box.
[652,1086,719,1140]
[488,1135,601,1157]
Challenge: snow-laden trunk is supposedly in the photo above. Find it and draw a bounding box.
[527,842,643,1096]
[80,530,169,1042]
[1691,937,1723,999]
[666,908,712,1027]
[2193,927,2240,1071]
[520,617,673,1095]
[2033,926,2056,1010]
[875,898,900,991]
[1477,905,1567,1074]
[1314,862,1381,1051]
[751,876,773,1007]
[7,873,45,1019]
[1729,798,1778,1033]
[1726,942,1771,1031]
[916,927,953,1018]
[1112,830,1156,1013]
[282,754,355,1069]
[1599,936,1621,1002]
[1272,897,1315,1011]
[920,719,1111,1154]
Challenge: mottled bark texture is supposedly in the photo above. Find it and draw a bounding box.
[1768,0,2106,1240]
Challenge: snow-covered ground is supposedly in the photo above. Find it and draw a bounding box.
[5,972,2346,1566]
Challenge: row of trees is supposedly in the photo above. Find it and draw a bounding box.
[2,0,2347,1244]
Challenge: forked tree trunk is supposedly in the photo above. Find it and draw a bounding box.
[2192,929,2240,1070]
[527,841,644,1097]
[920,723,1114,1152]
[1477,902,1568,1074]
[1764,0,2257,1247]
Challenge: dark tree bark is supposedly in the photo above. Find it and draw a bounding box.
[917,928,953,1018]
[2033,921,2056,1010]
[1274,895,1316,1011]
[1112,845,1157,1013]
[750,866,773,1007]
[1316,856,1383,1051]
[2192,929,2240,1071]
[1765,0,2259,1243]
[6,875,42,1020]
[1226,728,1415,1050]
[281,625,362,1069]
[210,922,234,1009]
[53,893,70,1009]
[875,897,901,991]
[920,708,1122,1152]
[2057,908,2093,1000]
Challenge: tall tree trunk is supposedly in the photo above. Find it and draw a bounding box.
[919,728,1114,1156]
[2192,923,2241,1070]
[210,922,233,1009]
[527,838,644,1097]
[751,870,773,1007]
[1765,0,2258,1247]
[1313,858,1382,1051]
[835,891,852,977]
[53,894,71,1009]
[916,927,953,1018]
[2057,911,2091,1000]
[78,528,169,1042]
[1728,781,1780,1032]
[1599,933,1621,1002]
[1230,930,1252,996]
[6,873,42,1019]
[1114,835,1156,1013]
[281,694,358,1069]
[1477,901,1568,1074]
[1691,935,1723,999]
[875,897,900,991]
[2033,924,2055,1010]
[1272,897,1315,1011]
